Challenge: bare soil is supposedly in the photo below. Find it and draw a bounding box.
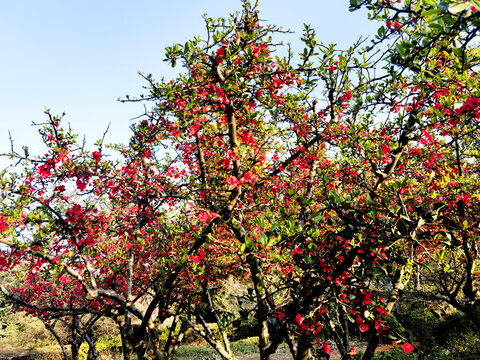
[0,344,401,360]
[0,349,63,360]
[244,344,399,360]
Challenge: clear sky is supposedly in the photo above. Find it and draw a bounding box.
[0,1,378,163]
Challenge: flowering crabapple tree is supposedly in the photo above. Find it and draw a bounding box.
[0,111,242,360]
[351,0,480,326]
[343,0,480,356]
[122,1,422,359]
[135,1,480,358]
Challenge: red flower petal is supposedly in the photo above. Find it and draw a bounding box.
[402,343,414,354]
[323,343,331,355]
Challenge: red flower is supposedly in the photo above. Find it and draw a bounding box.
[76,180,87,191]
[92,151,102,163]
[216,45,226,64]
[190,248,205,265]
[216,47,225,58]
[295,313,303,325]
[38,164,52,179]
[222,158,230,169]
[242,171,259,184]
[402,343,414,354]
[0,216,10,232]
[359,323,369,332]
[376,306,388,315]
[410,147,421,156]
[54,185,65,192]
[323,343,331,355]
[363,292,372,305]
[198,211,218,224]
[226,175,240,189]
[386,21,402,30]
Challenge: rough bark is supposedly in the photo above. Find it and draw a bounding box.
[362,265,408,360]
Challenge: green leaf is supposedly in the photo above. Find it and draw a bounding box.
[288,217,296,230]
[422,8,443,17]
[443,264,453,273]
[304,254,311,265]
[255,216,266,230]
[396,43,406,57]
[377,26,386,38]
[448,2,469,14]
[349,0,359,7]
[259,233,268,246]
[364,310,373,320]
[245,237,254,250]
[267,224,277,234]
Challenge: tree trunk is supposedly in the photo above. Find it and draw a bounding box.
[285,329,298,359]
[85,331,99,360]
[45,322,70,360]
[362,265,408,360]
[362,333,379,360]
[71,316,80,360]
[120,330,133,360]
[294,337,312,360]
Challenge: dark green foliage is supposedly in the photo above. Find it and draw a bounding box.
[372,349,410,360]
[433,312,480,360]
[396,303,440,352]
[391,303,480,360]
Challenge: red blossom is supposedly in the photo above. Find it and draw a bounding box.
[359,323,369,332]
[38,164,51,179]
[402,343,414,354]
[226,175,240,189]
[92,151,102,163]
[0,216,10,232]
[242,171,259,184]
[376,306,388,315]
[295,313,304,325]
[197,211,218,224]
[76,180,87,191]
[190,248,206,265]
[363,292,372,306]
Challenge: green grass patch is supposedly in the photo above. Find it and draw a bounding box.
[175,345,222,360]
[175,338,292,360]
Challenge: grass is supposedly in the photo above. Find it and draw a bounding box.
[175,345,223,360]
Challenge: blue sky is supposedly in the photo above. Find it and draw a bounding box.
[0,1,378,163]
